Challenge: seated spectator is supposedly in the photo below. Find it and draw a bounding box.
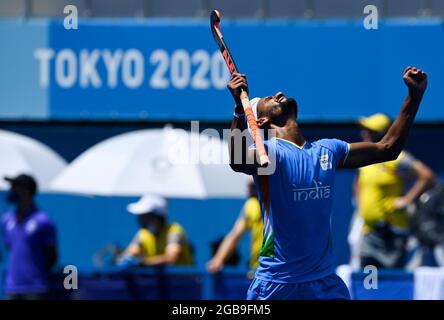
[118,194,193,266]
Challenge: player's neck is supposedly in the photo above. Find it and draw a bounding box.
[273,118,305,147]
[16,200,34,220]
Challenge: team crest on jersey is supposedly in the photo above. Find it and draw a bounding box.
[320,154,332,170]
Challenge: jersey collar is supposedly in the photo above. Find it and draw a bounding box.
[275,138,307,150]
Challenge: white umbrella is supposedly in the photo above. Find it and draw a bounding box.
[50,128,247,198]
[0,129,67,191]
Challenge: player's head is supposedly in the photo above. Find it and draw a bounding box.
[358,113,391,142]
[247,176,257,198]
[4,174,37,206]
[137,213,166,235]
[255,92,298,129]
[127,194,168,234]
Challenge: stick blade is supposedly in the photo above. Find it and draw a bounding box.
[210,9,223,50]
[210,10,221,25]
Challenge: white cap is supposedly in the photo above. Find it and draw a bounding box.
[248,97,261,135]
[127,194,168,216]
[250,97,261,120]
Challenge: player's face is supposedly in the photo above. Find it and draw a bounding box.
[257,92,298,125]
[360,129,381,142]
[138,213,164,234]
[138,214,152,229]
[247,180,257,198]
[6,183,32,205]
[261,92,288,108]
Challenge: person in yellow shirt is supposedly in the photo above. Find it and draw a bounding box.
[355,113,436,268]
[207,178,263,273]
[118,194,193,266]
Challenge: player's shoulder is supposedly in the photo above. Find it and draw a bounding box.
[32,210,54,225]
[264,137,307,153]
[393,150,416,168]
[137,228,154,241]
[244,196,260,207]
[244,197,261,217]
[313,138,349,152]
[313,138,346,147]
[399,150,415,161]
[251,137,279,149]
[168,222,185,235]
[1,212,14,225]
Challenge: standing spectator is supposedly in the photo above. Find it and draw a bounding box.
[1,174,57,300]
[355,113,436,268]
[207,178,263,273]
[118,194,193,266]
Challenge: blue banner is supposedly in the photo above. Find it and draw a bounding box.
[1,18,444,121]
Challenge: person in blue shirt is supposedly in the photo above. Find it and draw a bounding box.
[227,67,427,300]
[1,174,57,300]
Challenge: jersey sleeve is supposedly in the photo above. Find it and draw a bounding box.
[131,230,142,245]
[318,138,350,167]
[167,224,186,246]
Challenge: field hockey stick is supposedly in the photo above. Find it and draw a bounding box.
[210,10,270,166]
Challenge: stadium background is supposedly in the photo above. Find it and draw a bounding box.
[1,0,444,299]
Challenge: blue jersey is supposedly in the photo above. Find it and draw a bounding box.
[252,137,350,283]
[2,208,56,293]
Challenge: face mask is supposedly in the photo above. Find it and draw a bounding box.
[146,224,159,234]
[6,191,20,204]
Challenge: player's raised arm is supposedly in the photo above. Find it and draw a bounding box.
[342,67,428,169]
[227,73,262,174]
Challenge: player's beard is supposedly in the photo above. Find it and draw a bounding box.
[281,98,298,118]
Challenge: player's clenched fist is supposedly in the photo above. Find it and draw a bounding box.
[227,73,249,107]
[403,66,427,95]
